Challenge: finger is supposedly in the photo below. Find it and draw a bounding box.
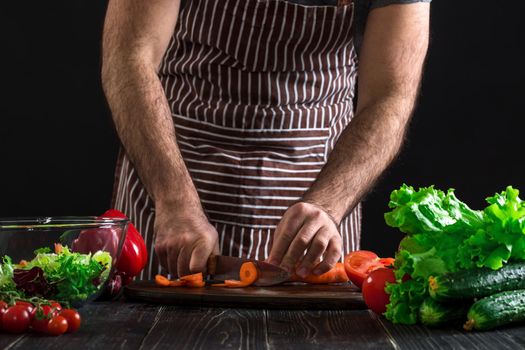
[166,248,178,278]
[155,244,169,274]
[177,246,192,277]
[268,207,306,266]
[279,220,321,273]
[312,236,342,275]
[295,227,331,277]
[188,239,214,273]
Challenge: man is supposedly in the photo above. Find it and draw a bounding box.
[102,0,430,280]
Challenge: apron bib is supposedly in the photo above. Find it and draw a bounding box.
[112,0,361,280]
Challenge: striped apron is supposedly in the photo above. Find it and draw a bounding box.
[112,0,361,280]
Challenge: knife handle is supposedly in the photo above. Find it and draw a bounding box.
[206,254,217,276]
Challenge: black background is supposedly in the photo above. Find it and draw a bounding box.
[1,1,524,256]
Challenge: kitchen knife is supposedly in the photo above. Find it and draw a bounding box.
[207,255,291,287]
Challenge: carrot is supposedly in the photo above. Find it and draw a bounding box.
[155,274,171,287]
[186,280,206,288]
[180,272,203,282]
[299,263,349,284]
[224,262,259,288]
[211,283,228,287]
[18,259,29,267]
[169,280,187,287]
[54,243,64,254]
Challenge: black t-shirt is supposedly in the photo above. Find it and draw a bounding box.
[289,0,431,52]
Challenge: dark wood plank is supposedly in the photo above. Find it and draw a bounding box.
[8,302,159,350]
[266,309,396,349]
[0,334,25,349]
[139,307,268,350]
[375,313,525,350]
[124,281,366,310]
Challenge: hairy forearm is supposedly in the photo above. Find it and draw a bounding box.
[102,58,202,213]
[302,93,417,223]
[302,3,429,223]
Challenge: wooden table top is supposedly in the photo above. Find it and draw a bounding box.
[1,301,524,349]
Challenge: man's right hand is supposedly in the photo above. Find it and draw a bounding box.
[153,206,219,277]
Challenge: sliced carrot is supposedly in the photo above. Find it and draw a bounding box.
[18,259,29,267]
[240,262,258,283]
[169,280,187,287]
[54,243,64,254]
[224,262,259,288]
[211,283,228,287]
[155,274,171,287]
[224,280,248,287]
[186,280,206,288]
[300,262,349,284]
[180,272,203,282]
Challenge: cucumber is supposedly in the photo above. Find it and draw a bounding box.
[419,298,469,327]
[464,289,525,331]
[428,262,525,302]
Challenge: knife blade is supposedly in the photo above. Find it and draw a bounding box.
[207,255,291,286]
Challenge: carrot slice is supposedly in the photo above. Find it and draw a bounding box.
[211,283,228,287]
[300,263,349,284]
[224,262,259,287]
[155,274,171,287]
[180,272,203,282]
[224,280,247,287]
[18,259,29,267]
[169,280,187,287]
[186,280,206,288]
[54,243,64,254]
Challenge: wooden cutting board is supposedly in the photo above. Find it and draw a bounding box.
[124,281,366,310]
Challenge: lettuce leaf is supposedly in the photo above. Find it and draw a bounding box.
[385,184,483,236]
[0,256,16,291]
[384,184,525,324]
[23,246,112,303]
[458,186,525,269]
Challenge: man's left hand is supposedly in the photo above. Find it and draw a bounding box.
[268,202,342,278]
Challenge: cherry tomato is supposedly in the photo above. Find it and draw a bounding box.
[0,301,8,330]
[31,305,57,333]
[47,315,68,336]
[48,300,62,312]
[60,309,81,333]
[15,301,34,317]
[362,268,396,315]
[2,306,31,333]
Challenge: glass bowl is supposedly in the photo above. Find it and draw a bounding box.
[0,216,128,306]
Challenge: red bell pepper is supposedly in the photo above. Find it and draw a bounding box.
[101,209,148,283]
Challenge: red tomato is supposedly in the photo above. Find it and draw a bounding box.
[0,301,8,329]
[15,301,35,319]
[344,251,380,289]
[60,309,81,333]
[362,268,396,315]
[31,305,58,333]
[48,300,62,312]
[2,306,31,333]
[47,315,68,336]
[378,257,395,267]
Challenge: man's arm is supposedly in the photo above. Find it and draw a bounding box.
[269,3,430,276]
[102,0,219,277]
